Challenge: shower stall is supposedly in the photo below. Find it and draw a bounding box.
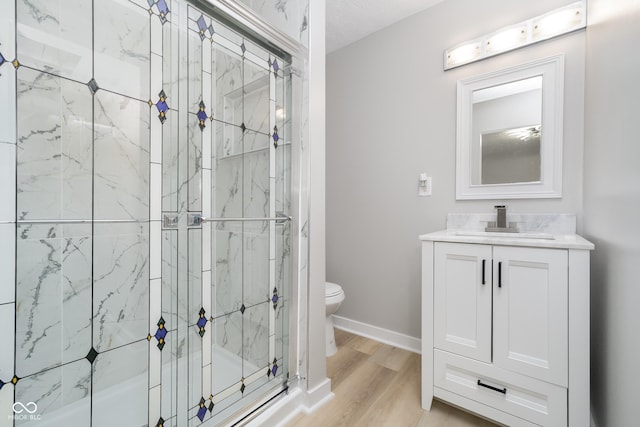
[0,0,308,425]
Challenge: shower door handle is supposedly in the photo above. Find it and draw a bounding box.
[163,214,179,228]
[188,213,292,226]
[188,214,206,226]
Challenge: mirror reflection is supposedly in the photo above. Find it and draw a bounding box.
[479,125,541,184]
[471,76,542,185]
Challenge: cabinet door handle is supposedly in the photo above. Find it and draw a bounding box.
[477,379,507,394]
[498,261,502,288]
[482,259,486,285]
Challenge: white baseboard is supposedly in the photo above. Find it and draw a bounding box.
[303,378,334,413]
[259,379,334,427]
[332,315,422,354]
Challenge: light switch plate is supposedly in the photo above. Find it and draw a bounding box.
[419,176,432,196]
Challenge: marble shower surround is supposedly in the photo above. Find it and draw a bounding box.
[0,0,155,425]
[15,224,92,377]
[4,0,158,425]
[16,69,93,221]
[235,0,309,46]
[0,0,307,425]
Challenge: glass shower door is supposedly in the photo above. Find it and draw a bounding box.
[5,1,161,426]
[172,2,293,425]
[1,0,292,426]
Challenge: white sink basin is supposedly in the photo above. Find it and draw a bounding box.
[455,231,555,240]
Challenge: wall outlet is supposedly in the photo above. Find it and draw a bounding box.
[419,175,432,196]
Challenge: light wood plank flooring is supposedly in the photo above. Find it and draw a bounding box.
[286,329,498,427]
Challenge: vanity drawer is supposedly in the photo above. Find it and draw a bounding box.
[434,349,567,426]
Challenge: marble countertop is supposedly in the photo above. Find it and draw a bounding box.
[419,213,594,250]
[419,230,594,250]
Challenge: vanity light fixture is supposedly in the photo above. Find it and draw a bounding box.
[444,1,586,70]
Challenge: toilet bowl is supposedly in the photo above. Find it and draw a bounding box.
[325,281,345,357]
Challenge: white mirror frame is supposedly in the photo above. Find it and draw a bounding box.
[456,54,565,199]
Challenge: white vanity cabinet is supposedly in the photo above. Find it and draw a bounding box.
[421,230,593,427]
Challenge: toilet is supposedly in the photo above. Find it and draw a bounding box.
[325,281,346,357]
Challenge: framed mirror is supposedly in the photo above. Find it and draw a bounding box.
[456,55,564,199]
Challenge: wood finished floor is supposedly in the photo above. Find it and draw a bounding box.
[286,329,498,427]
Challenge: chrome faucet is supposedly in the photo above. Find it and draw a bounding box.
[495,205,507,228]
[485,205,518,232]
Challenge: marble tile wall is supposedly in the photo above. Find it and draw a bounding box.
[15,359,91,426]
[243,221,271,307]
[213,43,243,129]
[234,0,310,47]
[93,223,150,352]
[15,224,92,377]
[94,0,151,101]
[244,64,270,134]
[15,0,93,83]
[446,213,578,234]
[296,53,311,374]
[215,222,244,316]
[92,340,148,427]
[0,0,17,422]
[3,0,162,424]
[94,91,151,221]
[16,69,93,221]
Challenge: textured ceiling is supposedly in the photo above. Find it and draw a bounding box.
[326,0,446,53]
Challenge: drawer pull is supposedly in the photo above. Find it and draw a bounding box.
[477,379,507,394]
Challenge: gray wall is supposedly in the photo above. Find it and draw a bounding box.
[326,0,585,338]
[583,0,640,426]
[326,0,640,424]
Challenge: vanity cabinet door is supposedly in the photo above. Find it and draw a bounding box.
[434,243,492,363]
[492,246,568,387]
